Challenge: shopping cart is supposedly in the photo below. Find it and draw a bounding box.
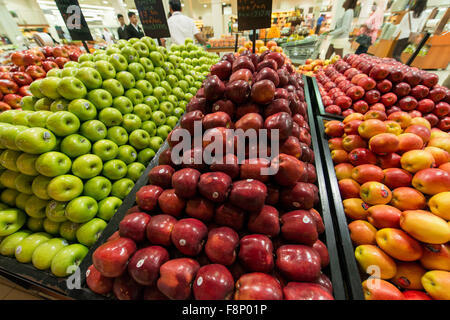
[281,34,326,65]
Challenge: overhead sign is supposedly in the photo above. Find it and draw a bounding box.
[237,0,273,31]
[134,0,171,38]
[55,0,93,41]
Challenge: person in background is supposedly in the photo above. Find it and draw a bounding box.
[392,0,428,62]
[355,24,372,54]
[103,28,114,45]
[167,0,207,45]
[315,14,326,34]
[365,2,385,45]
[126,11,144,39]
[117,14,128,40]
[325,0,358,59]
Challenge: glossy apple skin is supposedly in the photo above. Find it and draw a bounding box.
[276,245,321,282]
[171,168,201,199]
[313,239,330,268]
[146,214,177,246]
[158,189,186,217]
[86,264,113,295]
[214,203,245,231]
[171,218,208,256]
[280,210,318,246]
[148,165,174,189]
[113,272,143,300]
[280,182,316,210]
[240,158,271,183]
[193,264,234,300]
[229,179,267,212]
[119,212,151,243]
[265,112,293,140]
[197,172,232,203]
[157,258,200,300]
[272,153,307,186]
[136,185,163,211]
[234,273,283,300]
[185,197,214,221]
[283,282,334,300]
[247,205,280,237]
[205,226,239,266]
[127,246,169,285]
[238,234,274,273]
[93,237,137,277]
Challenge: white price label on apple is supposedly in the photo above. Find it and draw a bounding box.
[15,246,22,255]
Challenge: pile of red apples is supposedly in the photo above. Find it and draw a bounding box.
[0,45,81,111]
[316,54,450,132]
[325,111,450,300]
[85,51,335,300]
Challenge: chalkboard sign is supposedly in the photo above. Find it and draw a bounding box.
[237,0,273,31]
[134,0,171,39]
[55,0,93,41]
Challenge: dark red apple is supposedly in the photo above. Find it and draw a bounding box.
[119,212,151,242]
[127,246,170,285]
[205,226,239,265]
[158,189,186,217]
[171,168,201,199]
[148,165,174,189]
[283,282,334,300]
[203,75,225,101]
[234,273,283,300]
[276,245,321,282]
[198,172,232,203]
[238,234,274,273]
[146,214,177,246]
[113,272,143,300]
[247,205,280,237]
[136,185,163,211]
[280,210,318,245]
[210,60,232,80]
[171,218,208,256]
[157,258,200,300]
[229,179,267,212]
[251,79,275,104]
[193,264,234,300]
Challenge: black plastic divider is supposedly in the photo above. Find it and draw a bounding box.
[308,76,344,121]
[302,75,346,300]
[315,115,365,300]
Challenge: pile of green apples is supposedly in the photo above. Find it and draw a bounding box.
[0,37,219,278]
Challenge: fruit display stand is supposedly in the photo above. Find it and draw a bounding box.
[308,77,344,121]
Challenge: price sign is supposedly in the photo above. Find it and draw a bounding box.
[55,0,93,41]
[237,0,272,31]
[134,0,171,38]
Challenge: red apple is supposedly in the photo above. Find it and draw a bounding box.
[146,214,177,246]
[205,226,239,265]
[157,258,200,300]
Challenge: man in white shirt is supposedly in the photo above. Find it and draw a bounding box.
[167,0,206,45]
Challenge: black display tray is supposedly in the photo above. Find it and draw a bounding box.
[308,76,344,121]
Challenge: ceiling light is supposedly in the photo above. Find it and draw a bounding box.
[103,0,108,3]
[181,3,184,6]
[203,4,207,7]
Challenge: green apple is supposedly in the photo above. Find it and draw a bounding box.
[163,61,175,75]
[15,232,52,263]
[80,61,96,68]
[27,218,44,232]
[141,120,157,136]
[94,60,116,80]
[80,120,107,142]
[149,51,164,67]
[134,104,152,121]
[179,100,187,110]
[78,53,93,62]
[154,67,166,81]
[141,37,157,51]
[92,139,119,161]
[129,129,150,150]
[46,68,61,78]
[0,208,26,236]
[32,238,68,270]
[35,152,71,177]
[87,89,113,110]
[127,162,146,182]
[120,46,139,64]
[83,176,111,201]
[106,46,121,55]
[29,79,44,98]
[12,111,33,126]
[108,53,128,72]
[0,230,32,256]
[149,136,164,152]
[111,178,134,199]
[0,170,20,189]
[27,111,52,128]
[15,192,31,210]
[122,114,142,133]
[102,159,128,179]
[60,134,92,158]
[98,108,123,127]
[139,57,154,72]
[20,96,38,111]
[68,99,97,121]
[76,218,107,247]
[143,95,159,110]
[93,53,108,62]
[156,125,172,141]
[97,196,122,221]
[145,71,161,88]
[39,77,61,99]
[50,99,69,112]
[50,243,89,277]
[106,126,128,146]
[15,127,57,154]
[132,41,149,57]
[25,195,49,218]
[43,218,61,235]
[113,96,134,114]
[166,116,179,129]
[173,107,184,118]
[184,75,195,86]
[153,86,168,103]
[189,87,198,96]
[65,196,98,223]
[138,148,155,164]
[59,221,80,242]
[57,77,87,100]
[160,101,174,116]
[45,200,68,223]
[194,81,203,89]
[151,110,166,126]
[60,67,78,78]
[31,175,52,200]
[116,71,135,89]
[34,97,53,111]
[158,46,168,57]
[135,79,153,96]
[125,88,144,105]
[14,173,34,194]
[71,154,103,179]
[166,74,178,88]
[47,175,83,202]
[127,62,146,80]
[0,150,21,171]
[0,189,19,206]
[46,111,80,136]
[102,78,124,97]
[184,92,194,102]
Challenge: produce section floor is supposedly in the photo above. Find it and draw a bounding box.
[0,276,43,300]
